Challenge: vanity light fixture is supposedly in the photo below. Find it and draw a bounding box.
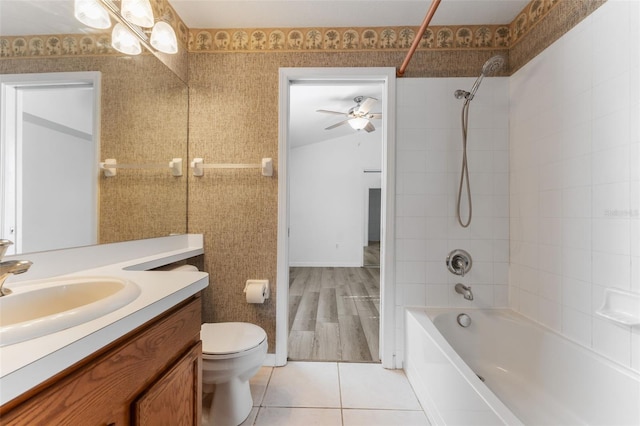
[74,0,178,55]
[111,22,142,55]
[120,0,154,28]
[150,21,178,54]
[74,0,111,29]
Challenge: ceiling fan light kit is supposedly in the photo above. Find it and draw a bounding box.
[317,96,382,133]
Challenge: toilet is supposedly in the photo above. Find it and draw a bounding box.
[200,322,268,426]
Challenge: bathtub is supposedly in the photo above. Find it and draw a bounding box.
[404,308,640,426]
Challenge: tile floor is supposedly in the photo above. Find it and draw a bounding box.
[238,362,430,426]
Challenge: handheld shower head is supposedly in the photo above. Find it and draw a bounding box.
[454,54,506,101]
[481,55,506,77]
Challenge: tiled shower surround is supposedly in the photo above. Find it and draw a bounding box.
[395,0,639,371]
[509,0,639,371]
[395,76,510,364]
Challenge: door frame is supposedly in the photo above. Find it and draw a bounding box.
[276,67,396,368]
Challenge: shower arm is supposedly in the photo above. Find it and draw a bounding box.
[397,0,442,77]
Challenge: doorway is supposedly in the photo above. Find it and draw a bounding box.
[276,68,396,368]
[0,72,101,255]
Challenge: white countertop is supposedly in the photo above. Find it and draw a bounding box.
[0,234,208,406]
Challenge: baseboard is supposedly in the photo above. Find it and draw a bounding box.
[263,354,278,367]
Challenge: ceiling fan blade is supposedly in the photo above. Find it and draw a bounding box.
[316,109,346,115]
[368,113,382,119]
[358,97,378,114]
[363,121,376,133]
[325,119,349,130]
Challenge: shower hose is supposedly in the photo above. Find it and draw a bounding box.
[457,98,472,228]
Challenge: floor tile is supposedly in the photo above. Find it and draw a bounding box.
[254,407,342,426]
[251,367,273,406]
[262,362,341,408]
[239,407,259,426]
[339,363,422,410]
[342,409,430,426]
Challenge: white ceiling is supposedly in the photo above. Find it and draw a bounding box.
[0,0,529,36]
[170,0,529,29]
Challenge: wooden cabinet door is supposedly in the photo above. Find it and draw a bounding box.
[133,341,202,426]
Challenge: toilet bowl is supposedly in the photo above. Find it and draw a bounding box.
[201,322,267,426]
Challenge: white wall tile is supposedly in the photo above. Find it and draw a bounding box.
[562,277,592,313]
[592,145,630,185]
[426,284,450,307]
[561,218,591,250]
[494,285,509,306]
[397,238,427,262]
[396,261,426,283]
[592,218,630,255]
[562,247,592,282]
[539,270,562,302]
[562,155,592,188]
[509,0,637,370]
[563,186,591,218]
[538,297,562,332]
[592,252,631,290]
[395,76,510,359]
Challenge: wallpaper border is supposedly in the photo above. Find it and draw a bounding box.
[1,0,559,58]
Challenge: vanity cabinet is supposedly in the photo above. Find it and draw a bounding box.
[0,296,202,425]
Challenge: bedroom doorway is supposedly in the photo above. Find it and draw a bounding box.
[276,67,396,368]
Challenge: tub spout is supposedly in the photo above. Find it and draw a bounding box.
[455,283,473,301]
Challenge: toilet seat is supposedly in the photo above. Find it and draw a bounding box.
[201,322,267,359]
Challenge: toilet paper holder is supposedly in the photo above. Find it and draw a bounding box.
[244,279,270,301]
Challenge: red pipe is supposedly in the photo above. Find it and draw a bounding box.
[397,0,442,77]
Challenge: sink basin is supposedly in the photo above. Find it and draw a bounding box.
[0,276,141,347]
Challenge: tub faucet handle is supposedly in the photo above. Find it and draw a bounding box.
[446,249,472,277]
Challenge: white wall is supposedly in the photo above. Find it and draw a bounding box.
[509,0,639,371]
[19,87,97,253]
[289,131,381,266]
[395,76,510,363]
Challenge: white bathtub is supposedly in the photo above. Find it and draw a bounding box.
[404,308,640,426]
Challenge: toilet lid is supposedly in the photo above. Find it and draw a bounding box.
[201,322,267,355]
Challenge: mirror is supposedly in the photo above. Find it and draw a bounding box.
[0,5,188,255]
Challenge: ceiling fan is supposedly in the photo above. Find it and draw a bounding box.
[316,96,382,133]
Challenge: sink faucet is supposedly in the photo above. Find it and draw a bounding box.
[0,240,32,296]
[455,283,474,301]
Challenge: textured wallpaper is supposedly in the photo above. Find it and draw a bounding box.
[0,55,189,244]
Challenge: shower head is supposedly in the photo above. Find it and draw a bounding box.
[454,54,506,101]
[481,55,506,77]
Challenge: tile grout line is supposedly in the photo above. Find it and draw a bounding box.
[337,362,345,426]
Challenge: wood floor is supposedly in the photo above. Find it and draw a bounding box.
[288,252,381,363]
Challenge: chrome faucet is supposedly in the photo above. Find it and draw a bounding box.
[446,249,472,277]
[454,258,466,277]
[0,240,32,296]
[455,283,474,301]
